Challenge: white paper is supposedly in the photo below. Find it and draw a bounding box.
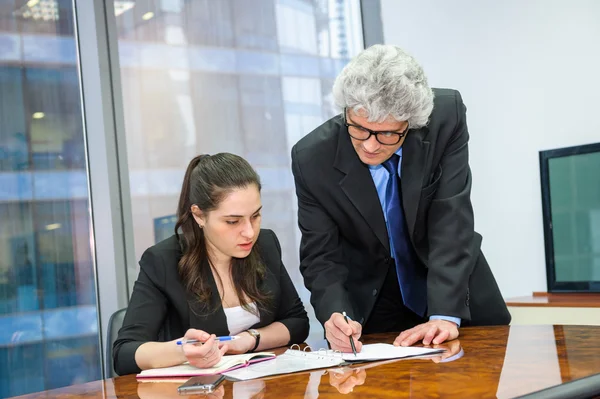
[224,344,444,381]
[342,343,444,361]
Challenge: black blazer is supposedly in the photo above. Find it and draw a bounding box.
[291,88,510,327]
[113,229,309,376]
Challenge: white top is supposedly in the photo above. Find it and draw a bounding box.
[223,303,260,335]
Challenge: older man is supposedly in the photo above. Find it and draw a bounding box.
[291,44,510,353]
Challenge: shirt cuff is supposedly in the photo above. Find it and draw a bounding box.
[430,315,461,327]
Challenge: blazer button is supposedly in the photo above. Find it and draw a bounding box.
[372,289,378,296]
[359,317,365,324]
[384,257,391,264]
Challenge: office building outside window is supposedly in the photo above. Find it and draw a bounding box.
[113,0,364,340]
[0,2,368,395]
[0,0,101,397]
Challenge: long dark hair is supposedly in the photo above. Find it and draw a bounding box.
[174,153,269,315]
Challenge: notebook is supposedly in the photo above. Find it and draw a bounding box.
[136,352,276,379]
[223,343,444,381]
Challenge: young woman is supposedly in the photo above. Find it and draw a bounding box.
[113,153,309,375]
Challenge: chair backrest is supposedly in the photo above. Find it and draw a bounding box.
[106,308,127,378]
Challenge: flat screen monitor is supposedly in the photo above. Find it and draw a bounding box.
[540,142,600,292]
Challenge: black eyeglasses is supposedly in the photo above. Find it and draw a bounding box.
[343,108,409,145]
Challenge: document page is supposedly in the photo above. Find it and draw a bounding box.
[342,343,443,362]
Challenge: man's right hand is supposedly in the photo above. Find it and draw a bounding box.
[324,312,363,353]
[329,368,367,394]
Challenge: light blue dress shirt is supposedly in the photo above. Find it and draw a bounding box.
[368,147,461,327]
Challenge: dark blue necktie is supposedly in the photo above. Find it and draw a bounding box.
[383,155,427,317]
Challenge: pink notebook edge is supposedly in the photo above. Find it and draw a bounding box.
[135,354,276,379]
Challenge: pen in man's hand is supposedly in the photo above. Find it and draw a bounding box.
[342,311,357,357]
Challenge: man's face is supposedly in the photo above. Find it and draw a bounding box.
[346,109,409,166]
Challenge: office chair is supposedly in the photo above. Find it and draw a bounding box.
[105,307,127,378]
[105,308,170,377]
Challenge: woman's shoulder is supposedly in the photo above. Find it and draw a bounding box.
[144,234,182,256]
[139,234,182,271]
[256,228,280,254]
[256,229,283,268]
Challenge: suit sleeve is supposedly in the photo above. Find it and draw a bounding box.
[112,250,168,375]
[426,91,476,320]
[268,231,310,344]
[291,146,357,325]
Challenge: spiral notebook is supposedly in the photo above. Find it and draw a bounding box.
[136,352,276,379]
[223,343,444,381]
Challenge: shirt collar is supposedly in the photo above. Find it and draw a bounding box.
[368,146,403,170]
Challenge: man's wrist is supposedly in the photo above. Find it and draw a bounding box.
[429,315,461,327]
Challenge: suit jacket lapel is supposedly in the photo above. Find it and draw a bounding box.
[334,127,390,252]
[401,126,430,236]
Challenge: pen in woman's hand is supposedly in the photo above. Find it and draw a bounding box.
[176,336,240,345]
[342,311,357,357]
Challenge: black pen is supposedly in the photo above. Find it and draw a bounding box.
[342,311,357,357]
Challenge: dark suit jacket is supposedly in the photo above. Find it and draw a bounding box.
[113,229,309,376]
[291,88,510,328]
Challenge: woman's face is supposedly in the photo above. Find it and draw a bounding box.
[193,184,262,262]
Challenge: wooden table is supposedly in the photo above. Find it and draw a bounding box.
[11,325,600,398]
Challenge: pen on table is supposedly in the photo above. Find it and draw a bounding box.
[342,311,357,357]
[176,336,240,345]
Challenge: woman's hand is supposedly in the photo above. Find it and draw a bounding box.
[224,331,256,355]
[180,329,228,368]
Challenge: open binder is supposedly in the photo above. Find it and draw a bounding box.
[223,343,444,381]
[223,345,344,381]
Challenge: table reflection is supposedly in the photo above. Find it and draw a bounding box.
[323,339,464,395]
[126,339,466,398]
[328,368,367,394]
[231,380,266,398]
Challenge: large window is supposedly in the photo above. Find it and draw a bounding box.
[0,1,369,395]
[0,1,101,397]
[113,0,364,340]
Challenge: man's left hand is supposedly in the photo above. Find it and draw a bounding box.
[429,338,462,364]
[393,319,459,347]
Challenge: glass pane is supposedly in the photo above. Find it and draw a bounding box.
[113,0,363,342]
[549,152,600,283]
[0,1,101,397]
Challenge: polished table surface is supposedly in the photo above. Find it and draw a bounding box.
[11,325,600,399]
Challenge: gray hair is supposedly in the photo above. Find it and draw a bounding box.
[332,44,434,128]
